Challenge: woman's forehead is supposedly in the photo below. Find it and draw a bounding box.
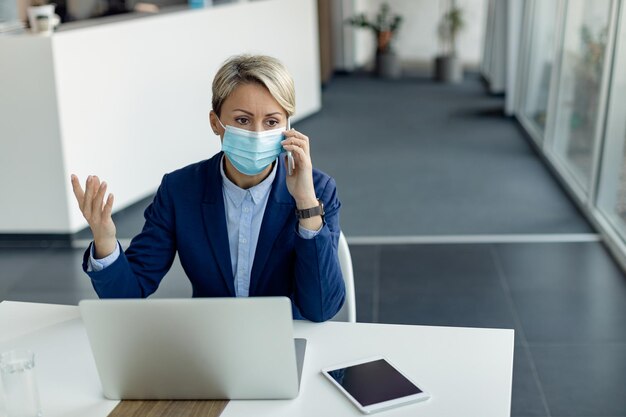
[222,83,285,115]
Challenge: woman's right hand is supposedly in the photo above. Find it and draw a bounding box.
[71,174,117,258]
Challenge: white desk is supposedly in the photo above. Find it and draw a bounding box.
[0,301,514,417]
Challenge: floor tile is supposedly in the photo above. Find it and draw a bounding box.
[6,290,98,305]
[349,245,379,323]
[510,290,626,344]
[376,244,522,342]
[378,286,518,330]
[495,243,626,343]
[0,248,50,296]
[511,346,549,417]
[495,243,625,293]
[530,343,626,416]
[8,248,95,293]
[379,244,503,292]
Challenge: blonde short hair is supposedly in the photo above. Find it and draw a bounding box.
[212,55,296,117]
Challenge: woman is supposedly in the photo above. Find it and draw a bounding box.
[70,55,345,322]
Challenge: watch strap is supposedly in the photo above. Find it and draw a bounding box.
[295,199,324,219]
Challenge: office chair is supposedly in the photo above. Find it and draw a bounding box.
[331,231,357,323]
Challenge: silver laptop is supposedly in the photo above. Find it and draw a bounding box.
[79,297,306,400]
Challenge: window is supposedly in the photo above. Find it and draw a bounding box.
[519,0,560,141]
[550,0,612,193]
[596,3,626,240]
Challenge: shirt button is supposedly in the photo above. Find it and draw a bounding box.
[243,207,249,213]
[242,238,247,244]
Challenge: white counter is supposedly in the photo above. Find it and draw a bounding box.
[0,0,321,234]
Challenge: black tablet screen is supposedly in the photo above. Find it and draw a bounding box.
[326,359,422,406]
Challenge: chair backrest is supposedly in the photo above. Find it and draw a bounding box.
[331,231,356,323]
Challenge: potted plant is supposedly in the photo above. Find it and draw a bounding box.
[347,3,403,79]
[434,1,465,83]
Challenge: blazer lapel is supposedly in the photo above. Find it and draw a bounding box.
[249,159,294,295]
[201,153,235,296]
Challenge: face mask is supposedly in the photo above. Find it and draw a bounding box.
[218,119,286,176]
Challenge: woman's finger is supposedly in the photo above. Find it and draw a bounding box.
[70,175,85,211]
[282,144,309,168]
[84,176,101,219]
[103,193,115,220]
[282,137,309,154]
[283,129,309,143]
[283,136,308,147]
[91,182,108,224]
[82,176,94,218]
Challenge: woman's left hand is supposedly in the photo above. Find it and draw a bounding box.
[281,129,318,209]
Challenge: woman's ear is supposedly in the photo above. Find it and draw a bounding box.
[209,110,222,136]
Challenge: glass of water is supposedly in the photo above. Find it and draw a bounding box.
[0,349,43,417]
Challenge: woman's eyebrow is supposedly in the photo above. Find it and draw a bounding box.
[232,108,253,115]
[232,109,282,117]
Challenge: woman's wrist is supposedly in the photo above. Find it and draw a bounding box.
[299,216,323,232]
[296,196,323,231]
[93,236,117,259]
[295,196,318,210]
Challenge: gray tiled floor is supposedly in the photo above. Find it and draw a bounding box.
[529,343,626,416]
[497,244,626,344]
[298,73,593,236]
[511,345,550,417]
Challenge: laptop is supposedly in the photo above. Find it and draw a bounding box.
[79,297,306,400]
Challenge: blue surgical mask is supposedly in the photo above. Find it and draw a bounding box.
[218,119,286,176]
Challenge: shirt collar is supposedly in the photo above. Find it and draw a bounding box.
[220,155,277,206]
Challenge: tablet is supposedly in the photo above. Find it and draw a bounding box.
[322,356,430,414]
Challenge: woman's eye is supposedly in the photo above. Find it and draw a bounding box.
[267,119,279,127]
[235,117,249,125]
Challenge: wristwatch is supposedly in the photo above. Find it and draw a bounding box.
[295,199,325,220]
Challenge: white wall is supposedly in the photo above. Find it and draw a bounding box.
[350,0,487,69]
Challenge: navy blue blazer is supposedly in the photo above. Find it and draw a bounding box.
[82,152,346,322]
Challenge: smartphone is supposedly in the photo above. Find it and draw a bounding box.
[286,118,294,176]
[322,356,430,414]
